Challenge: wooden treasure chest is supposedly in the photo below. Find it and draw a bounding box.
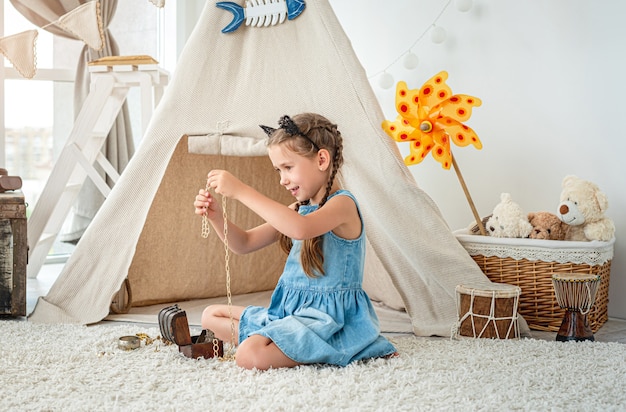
[1,191,27,317]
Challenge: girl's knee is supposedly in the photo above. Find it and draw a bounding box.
[235,351,257,370]
[235,335,299,370]
[236,337,265,370]
[201,305,221,329]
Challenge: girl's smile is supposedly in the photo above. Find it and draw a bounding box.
[288,185,300,197]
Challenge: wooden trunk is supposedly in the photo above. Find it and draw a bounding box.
[158,304,224,359]
[0,191,27,317]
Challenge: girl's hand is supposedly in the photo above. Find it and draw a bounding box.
[206,170,244,199]
[194,188,221,219]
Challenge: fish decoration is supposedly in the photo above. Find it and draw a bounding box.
[216,0,306,33]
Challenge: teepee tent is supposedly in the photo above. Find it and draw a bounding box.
[29,0,496,337]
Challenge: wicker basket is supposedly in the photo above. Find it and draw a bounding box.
[454,230,614,333]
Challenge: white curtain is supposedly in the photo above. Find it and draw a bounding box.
[10,0,134,243]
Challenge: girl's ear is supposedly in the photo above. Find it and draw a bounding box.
[317,149,331,171]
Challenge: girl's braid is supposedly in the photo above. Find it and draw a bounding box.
[294,199,309,212]
[319,128,343,208]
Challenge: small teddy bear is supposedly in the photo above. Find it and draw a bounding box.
[485,193,533,238]
[528,211,568,241]
[556,175,615,241]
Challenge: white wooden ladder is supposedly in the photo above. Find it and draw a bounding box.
[27,64,168,278]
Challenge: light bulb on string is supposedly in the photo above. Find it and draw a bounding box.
[403,52,419,70]
[430,25,447,44]
[378,72,395,89]
[456,0,473,12]
[367,1,473,87]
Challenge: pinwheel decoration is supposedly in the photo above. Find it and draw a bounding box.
[382,71,486,235]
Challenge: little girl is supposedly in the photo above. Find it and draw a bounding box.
[193,113,397,370]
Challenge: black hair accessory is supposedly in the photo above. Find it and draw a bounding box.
[259,125,276,137]
[278,115,303,136]
[259,115,320,150]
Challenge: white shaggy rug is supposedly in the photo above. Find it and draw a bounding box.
[2,321,625,411]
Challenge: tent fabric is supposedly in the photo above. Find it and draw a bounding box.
[125,134,292,306]
[29,0,495,337]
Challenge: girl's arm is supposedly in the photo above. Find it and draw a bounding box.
[208,171,361,241]
[236,185,359,240]
[194,189,279,254]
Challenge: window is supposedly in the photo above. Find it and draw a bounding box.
[1,4,81,258]
[1,1,170,261]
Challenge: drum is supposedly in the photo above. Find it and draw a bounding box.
[551,273,601,342]
[455,283,522,339]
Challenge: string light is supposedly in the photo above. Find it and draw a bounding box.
[370,0,473,89]
[430,25,447,44]
[378,72,395,89]
[456,0,473,12]
[403,52,419,70]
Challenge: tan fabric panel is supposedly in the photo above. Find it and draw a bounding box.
[127,135,292,306]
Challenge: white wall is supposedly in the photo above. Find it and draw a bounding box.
[329,0,626,319]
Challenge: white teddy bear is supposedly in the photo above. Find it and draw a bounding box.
[556,175,615,242]
[485,193,533,238]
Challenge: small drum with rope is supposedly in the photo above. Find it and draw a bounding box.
[551,273,601,342]
[454,283,521,339]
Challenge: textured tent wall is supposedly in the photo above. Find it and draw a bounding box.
[29,0,492,336]
[125,135,292,306]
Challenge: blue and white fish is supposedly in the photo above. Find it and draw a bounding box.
[216,0,306,33]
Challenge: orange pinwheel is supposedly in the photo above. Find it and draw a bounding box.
[382,71,487,235]
[382,71,482,169]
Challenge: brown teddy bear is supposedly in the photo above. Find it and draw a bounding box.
[528,211,568,241]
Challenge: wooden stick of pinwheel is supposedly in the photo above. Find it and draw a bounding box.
[451,154,486,235]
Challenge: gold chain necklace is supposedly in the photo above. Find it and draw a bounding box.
[201,182,236,360]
